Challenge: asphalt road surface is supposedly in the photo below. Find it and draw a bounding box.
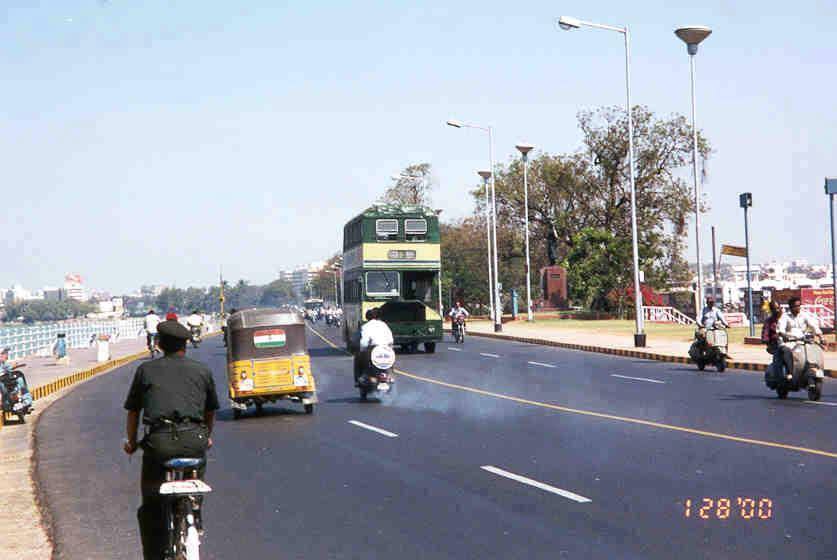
[36,325,837,559]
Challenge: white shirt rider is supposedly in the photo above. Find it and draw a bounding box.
[143,313,160,335]
[186,313,203,328]
[697,300,728,329]
[778,306,822,348]
[360,319,394,350]
[449,305,470,321]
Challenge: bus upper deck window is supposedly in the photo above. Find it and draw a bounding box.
[376,219,399,240]
[404,219,427,241]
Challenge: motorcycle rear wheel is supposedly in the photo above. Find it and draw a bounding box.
[17,413,25,424]
[696,361,705,371]
[808,379,823,401]
[777,387,789,399]
[716,359,726,373]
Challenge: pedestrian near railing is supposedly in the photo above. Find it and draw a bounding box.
[0,318,144,360]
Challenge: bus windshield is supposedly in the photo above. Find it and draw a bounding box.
[365,271,400,297]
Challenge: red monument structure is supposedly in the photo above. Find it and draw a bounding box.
[540,265,568,309]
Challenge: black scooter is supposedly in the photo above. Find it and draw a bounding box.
[190,326,202,349]
[357,345,396,401]
[1,365,34,423]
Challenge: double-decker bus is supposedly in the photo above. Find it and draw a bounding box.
[342,204,443,353]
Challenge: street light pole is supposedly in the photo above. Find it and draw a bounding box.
[516,144,534,322]
[448,119,502,329]
[740,192,754,336]
[557,15,645,346]
[488,127,502,332]
[825,178,837,340]
[478,170,496,320]
[675,26,712,317]
[711,225,719,300]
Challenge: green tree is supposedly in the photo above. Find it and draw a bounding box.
[260,279,296,307]
[382,163,434,206]
[563,228,632,312]
[489,105,709,291]
[2,300,95,323]
[155,288,186,313]
[440,218,492,314]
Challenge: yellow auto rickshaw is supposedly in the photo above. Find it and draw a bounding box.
[226,308,317,418]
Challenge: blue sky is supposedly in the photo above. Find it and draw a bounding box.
[2,1,836,293]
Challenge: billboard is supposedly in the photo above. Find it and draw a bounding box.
[801,288,834,310]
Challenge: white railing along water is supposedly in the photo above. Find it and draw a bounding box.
[0,318,145,360]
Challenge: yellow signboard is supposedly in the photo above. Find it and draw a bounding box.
[721,244,747,258]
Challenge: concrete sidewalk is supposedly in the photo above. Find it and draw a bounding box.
[465,320,837,376]
[0,336,147,560]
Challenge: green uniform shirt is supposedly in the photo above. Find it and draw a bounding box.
[124,354,220,424]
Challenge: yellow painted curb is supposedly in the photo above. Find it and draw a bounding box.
[0,350,147,428]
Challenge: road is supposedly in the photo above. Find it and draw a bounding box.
[36,325,837,559]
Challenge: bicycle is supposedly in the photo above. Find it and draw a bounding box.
[159,457,212,560]
[147,333,159,359]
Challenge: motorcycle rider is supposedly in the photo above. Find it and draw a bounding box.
[354,308,394,385]
[761,300,784,375]
[143,309,161,354]
[123,320,220,559]
[0,348,32,414]
[697,295,729,330]
[186,309,204,339]
[449,301,469,338]
[777,297,823,381]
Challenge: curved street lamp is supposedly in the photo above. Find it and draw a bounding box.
[675,25,712,311]
[515,143,535,322]
[447,120,503,332]
[557,15,645,347]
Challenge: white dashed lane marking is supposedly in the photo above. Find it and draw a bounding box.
[527,361,557,368]
[348,420,399,438]
[481,466,592,503]
[611,374,666,384]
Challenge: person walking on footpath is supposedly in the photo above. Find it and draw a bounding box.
[122,320,220,559]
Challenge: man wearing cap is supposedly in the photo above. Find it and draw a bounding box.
[122,320,220,559]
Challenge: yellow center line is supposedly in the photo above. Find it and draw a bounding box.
[307,326,837,460]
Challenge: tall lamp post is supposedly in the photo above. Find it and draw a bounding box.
[557,15,645,346]
[825,178,837,340]
[516,143,535,322]
[448,119,503,332]
[477,170,497,322]
[740,192,754,336]
[675,25,712,314]
[331,264,342,307]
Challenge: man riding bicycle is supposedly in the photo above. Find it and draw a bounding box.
[144,309,161,355]
[123,320,220,559]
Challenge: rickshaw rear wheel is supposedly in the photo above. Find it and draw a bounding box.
[233,408,242,420]
[304,404,314,414]
[17,414,26,424]
[777,387,789,399]
[255,402,264,415]
[716,359,726,372]
[696,361,705,371]
[359,388,368,401]
[424,342,436,354]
